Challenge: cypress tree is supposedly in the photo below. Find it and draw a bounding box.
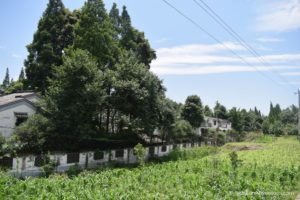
[2,68,10,88]
[25,0,77,93]
[18,67,25,82]
[109,3,121,40]
[74,0,119,68]
[120,6,156,67]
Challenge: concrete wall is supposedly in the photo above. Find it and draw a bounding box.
[0,101,37,137]
[6,142,205,177]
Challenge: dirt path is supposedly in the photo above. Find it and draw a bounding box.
[296,194,300,200]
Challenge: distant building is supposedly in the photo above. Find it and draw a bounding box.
[0,92,40,138]
[195,116,232,136]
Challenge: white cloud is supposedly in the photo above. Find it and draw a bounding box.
[256,37,283,42]
[12,54,23,59]
[151,65,300,75]
[256,0,300,32]
[281,71,300,76]
[153,38,170,44]
[150,43,300,75]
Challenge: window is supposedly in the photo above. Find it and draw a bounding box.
[213,120,217,126]
[149,147,155,156]
[67,153,80,164]
[0,157,13,168]
[173,144,177,149]
[94,151,104,160]
[183,144,186,148]
[115,150,124,158]
[34,155,46,167]
[14,112,28,126]
[161,146,167,152]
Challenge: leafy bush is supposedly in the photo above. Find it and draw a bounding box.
[134,143,146,166]
[172,120,194,140]
[269,121,284,136]
[13,114,53,152]
[285,124,298,135]
[66,164,82,178]
[41,153,58,177]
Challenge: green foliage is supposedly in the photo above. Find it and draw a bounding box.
[172,120,194,140]
[134,143,146,166]
[44,48,104,138]
[269,121,284,136]
[4,81,24,94]
[41,153,58,177]
[229,151,242,171]
[74,0,119,68]
[214,101,227,119]
[66,163,82,178]
[0,137,299,199]
[13,114,53,152]
[2,68,10,88]
[181,95,204,128]
[119,6,156,67]
[25,0,77,92]
[203,105,213,117]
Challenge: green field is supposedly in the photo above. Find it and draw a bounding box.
[0,136,299,199]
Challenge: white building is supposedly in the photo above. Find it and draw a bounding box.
[195,116,232,135]
[0,92,40,138]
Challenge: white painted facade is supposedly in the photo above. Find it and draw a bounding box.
[195,116,232,136]
[4,142,202,177]
[0,93,40,138]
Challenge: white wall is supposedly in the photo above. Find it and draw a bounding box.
[0,101,37,138]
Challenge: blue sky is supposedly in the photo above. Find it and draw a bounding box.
[0,0,300,114]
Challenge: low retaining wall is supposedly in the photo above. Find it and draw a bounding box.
[0,142,203,177]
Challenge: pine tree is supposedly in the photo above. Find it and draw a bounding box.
[18,67,25,82]
[2,68,10,88]
[120,6,156,67]
[25,0,77,93]
[109,3,121,39]
[74,0,119,68]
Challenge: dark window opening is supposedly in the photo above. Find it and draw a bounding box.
[15,112,28,126]
[149,147,155,156]
[183,144,187,148]
[115,150,124,158]
[173,144,177,149]
[34,155,46,167]
[0,157,13,168]
[67,153,80,164]
[161,146,167,152]
[94,151,104,160]
[213,120,217,126]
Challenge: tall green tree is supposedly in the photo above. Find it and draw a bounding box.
[204,105,213,117]
[119,6,156,67]
[228,107,244,133]
[214,101,228,119]
[18,67,25,82]
[109,3,121,40]
[74,0,120,134]
[113,51,165,135]
[25,0,77,93]
[44,48,104,139]
[181,95,204,128]
[74,0,119,68]
[2,68,10,88]
[269,102,281,123]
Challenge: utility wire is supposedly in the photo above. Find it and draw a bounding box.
[161,0,293,92]
[193,0,297,92]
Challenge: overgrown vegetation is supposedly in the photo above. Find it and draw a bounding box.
[0,137,299,199]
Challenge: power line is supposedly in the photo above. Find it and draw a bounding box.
[192,0,297,92]
[161,0,293,92]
